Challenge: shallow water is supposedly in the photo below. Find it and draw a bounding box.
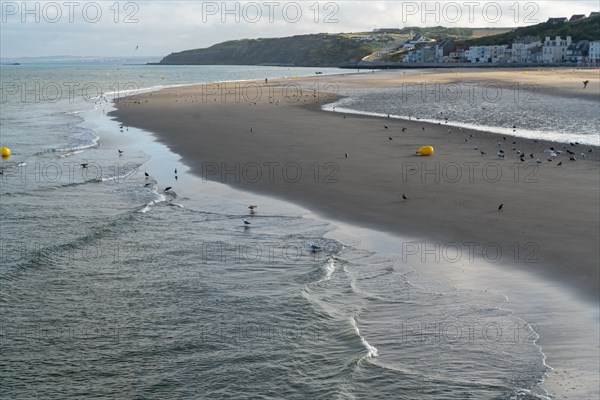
[2,63,589,399]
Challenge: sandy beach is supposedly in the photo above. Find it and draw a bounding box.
[111,68,600,302]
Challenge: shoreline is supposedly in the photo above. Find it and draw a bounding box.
[109,69,600,303]
[108,68,599,398]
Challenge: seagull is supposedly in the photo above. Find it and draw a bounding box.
[557,161,563,166]
[401,127,406,132]
[480,150,486,155]
[389,137,393,141]
[498,203,503,211]
[384,126,388,129]
[164,187,172,192]
[144,172,149,177]
[402,194,407,200]
[530,153,534,158]
[118,149,124,155]
[80,163,88,168]
[144,182,152,187]
[174,168,177,174]
[243,218,251,225]
[248,205,258,210]
[580,152,586,158]
[498,142,502,147]
[345,153,348,158]
[570,155,576,161]
[583,80,589,89]
[535,159,542,164]
[308,243,322,252]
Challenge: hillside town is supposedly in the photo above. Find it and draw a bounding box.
[398,14,600,65]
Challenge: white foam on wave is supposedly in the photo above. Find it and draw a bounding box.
[138,191,167,213]
[101,166,138,182]
[351,315,378,359]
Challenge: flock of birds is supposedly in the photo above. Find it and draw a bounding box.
[339,107,594,213]
[82,79,595,225]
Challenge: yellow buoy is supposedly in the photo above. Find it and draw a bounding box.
[0,147,10,157]
[416,146,434,156]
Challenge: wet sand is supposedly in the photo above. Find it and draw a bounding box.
[111,69,600,302]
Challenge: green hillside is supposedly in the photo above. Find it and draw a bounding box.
[158,34,372,67]
[463,15,600,45]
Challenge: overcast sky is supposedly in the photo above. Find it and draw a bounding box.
[1,1,598,57]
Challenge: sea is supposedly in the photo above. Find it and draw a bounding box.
[1,61,598,399]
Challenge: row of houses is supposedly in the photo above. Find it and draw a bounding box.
[402,36,600,65]
[401,14,600,65]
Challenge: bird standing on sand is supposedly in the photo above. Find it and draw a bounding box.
[243,218,251,226]
[583,80,589,89]
[389,137,393,141]
[144,172,149,177]
[118,149,124,155]
[164,187,172,192]
[248,205,257,213]
[498,203,503,211]
[384,126,388,129]
[175,168,177,174]
[557,161,563,166]
[345,153,348,158]
[402,194,407,200]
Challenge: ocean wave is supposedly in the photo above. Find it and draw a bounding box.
[351,315,378,359]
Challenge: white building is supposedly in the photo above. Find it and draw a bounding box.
[589,41,600,64]
[512,41,542,63]
[542,36,572,63]
[466,45,509,63]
